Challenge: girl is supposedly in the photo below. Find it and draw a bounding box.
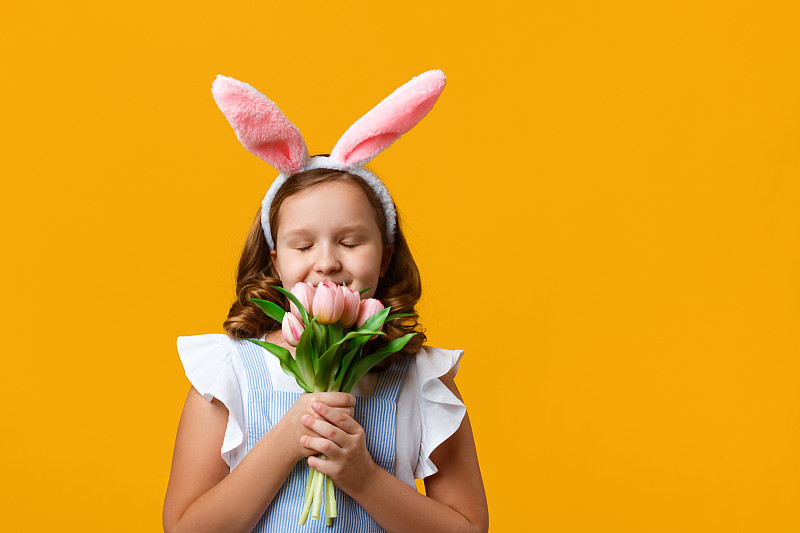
[163,71,488,533]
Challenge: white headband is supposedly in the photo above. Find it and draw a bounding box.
[259,156,396,250]
[211,70,447,250]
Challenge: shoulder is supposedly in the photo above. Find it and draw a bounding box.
[415,344,464,360]
[177,333,235,363]
[401,345,468,479]
[182,382,230,421]
[176,334,240,396]
[412,345,464,382]
[175,333,248,468]
[177,332,233,348]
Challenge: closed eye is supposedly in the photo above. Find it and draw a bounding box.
[341,243,359,249]
[296,245,313,252]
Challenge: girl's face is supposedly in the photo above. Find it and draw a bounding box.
[270,180,394,299]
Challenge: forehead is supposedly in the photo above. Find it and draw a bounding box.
[276,180,380,233]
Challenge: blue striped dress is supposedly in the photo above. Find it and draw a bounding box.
[233,338,409,533]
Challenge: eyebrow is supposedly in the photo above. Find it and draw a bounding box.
[281,224,373,239]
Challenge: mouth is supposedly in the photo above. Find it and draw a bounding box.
[309,279,353,288]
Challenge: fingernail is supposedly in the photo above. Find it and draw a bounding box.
[301,415,310,424]
[312,401,321,410]
[300,436,306,445]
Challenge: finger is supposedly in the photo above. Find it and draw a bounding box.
[311,400,360,435]
[329,405,355,419]
[307,408,351,424]
[309,392,356,408]
[306,452,335,476]
[304,399,352,423]
[300,420,345,453]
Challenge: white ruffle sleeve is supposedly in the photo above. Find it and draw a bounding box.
[176,334,246,468]
[414,346,467,478]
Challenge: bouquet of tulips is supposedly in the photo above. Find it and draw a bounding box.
[247,280,416,526]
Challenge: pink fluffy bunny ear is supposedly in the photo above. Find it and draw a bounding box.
[330,70,447,166]
[212,75,309,175]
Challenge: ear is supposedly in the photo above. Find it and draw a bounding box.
[270,249,281,280]
[330,70,446,167]
[379,244,395,277]
[212,75,310,175]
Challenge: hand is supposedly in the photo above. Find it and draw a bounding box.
[273,392,356,463]
[299,399,379,495]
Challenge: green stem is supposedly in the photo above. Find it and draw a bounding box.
[324,475,330,526]
[298,467,317,525]
[302,468,314,507]
[311,463,325,520]
[326,474,337,518]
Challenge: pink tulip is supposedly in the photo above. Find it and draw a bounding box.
[282,312,305,347]
[338,287,360,328]
[356,298,385,329]
[312,280,344,324]
[290,281,316,319]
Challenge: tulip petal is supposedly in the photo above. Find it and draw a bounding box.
[313,285,335,324]
[290,282,316,319]
[339,288,360,328]
[272,285,310,324]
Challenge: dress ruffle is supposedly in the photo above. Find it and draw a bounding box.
[175,336,466,476]
[414,346,466,478]
[176,334,245,468]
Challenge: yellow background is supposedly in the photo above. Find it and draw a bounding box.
[2,1,798,531]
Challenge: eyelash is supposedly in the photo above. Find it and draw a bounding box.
[295,243,359,252]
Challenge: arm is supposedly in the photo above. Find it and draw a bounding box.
[301,370,489,533]
[162,386,355,533]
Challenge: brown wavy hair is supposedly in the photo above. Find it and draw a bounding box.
[223,166,426,370]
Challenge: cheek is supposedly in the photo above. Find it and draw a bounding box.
[357,249,385,279]
[274,254,307,281]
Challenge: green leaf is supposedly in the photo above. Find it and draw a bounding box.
[314,343,343,392]
[334,330,382,387]
[340,330,372,354]
[271,285,310,324]
[330,321,344,345]
[337,329,384,345]
[246,339,311,392]
[386,312,415,322]
[249,298,285,324]
[331,344,362,391]
[295,320,316,388]
[310,320,325,363]
[358,307,391,335]
[343,333,416,393]
[309,325,384,392]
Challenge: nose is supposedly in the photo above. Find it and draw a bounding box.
[313,244,341,275]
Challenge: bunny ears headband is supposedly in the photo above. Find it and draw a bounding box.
[211,70,448,250]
